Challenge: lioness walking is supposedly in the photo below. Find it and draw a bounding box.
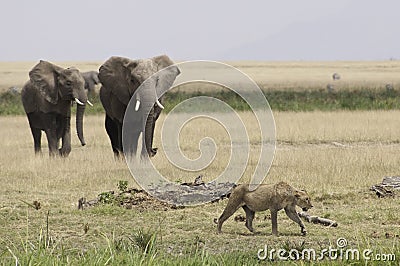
[216,182,313,236]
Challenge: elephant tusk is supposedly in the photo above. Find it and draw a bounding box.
[156,99,164,109]
[87,100,93,106]
[135,100,141,111]
[75,98,85,105]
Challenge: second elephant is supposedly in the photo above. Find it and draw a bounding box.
[98,55,180,158]
[81,71,100,94]
[21,60,89,157]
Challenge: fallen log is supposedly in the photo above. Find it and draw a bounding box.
[78,177,237,210]
[298,211,338,227]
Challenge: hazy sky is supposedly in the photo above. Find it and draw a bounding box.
[1,0,399,61]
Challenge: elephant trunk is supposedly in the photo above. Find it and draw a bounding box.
[143,110,156,157]
[76,103,86,146]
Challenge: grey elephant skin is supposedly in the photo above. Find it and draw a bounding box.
[98,55,180,158]
[81,71,100,94]
[21,60,89,157]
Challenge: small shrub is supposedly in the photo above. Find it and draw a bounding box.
[98,191,115,204]
[117,180,128,193]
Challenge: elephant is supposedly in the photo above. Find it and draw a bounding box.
[98,55,180,158]
[332,73,341,81]
[21,60,91,157]
[81,71,100,95]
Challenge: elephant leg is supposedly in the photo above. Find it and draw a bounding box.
[121,122,141,159]
[131,128,140,158]
[117,121,123,154]
[59,116,71,157]
[31,127,42,154]
[26,113,42,154]
[105,115,121,158]
[45,128,58,157]
[43,114,58,156]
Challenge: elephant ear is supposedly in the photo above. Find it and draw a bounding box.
[153,55,174,71]
[93,71,100,84]
[155,65,180,98]
[98,56,138,106]
[152,55,180,96]
[29,60,63,104]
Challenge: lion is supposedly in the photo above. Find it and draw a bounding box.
[215,181,313,236]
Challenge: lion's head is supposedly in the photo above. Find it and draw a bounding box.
[295,190,313,211]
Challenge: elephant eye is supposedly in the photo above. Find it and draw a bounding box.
[66,80,72,86]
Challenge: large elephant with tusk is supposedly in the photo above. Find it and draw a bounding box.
[98,55,180,158]
[21,60,92,157]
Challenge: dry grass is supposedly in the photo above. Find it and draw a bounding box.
[1,111,400,260]
[2,60,400,92]
[232,61,400,90]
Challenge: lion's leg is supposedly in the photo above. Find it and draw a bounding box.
[271,209,278,236]
[242,205,255,233]
[284,207,306,236]
[217,205,241,233]
[217,194,243,233]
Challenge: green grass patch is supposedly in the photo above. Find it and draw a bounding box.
[3,88,400,116]
[0,91,25,115]
[266,88,400,111]
[3,225,398,265]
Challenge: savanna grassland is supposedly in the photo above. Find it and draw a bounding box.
[0,61,400,265]
[2,60,400,92]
